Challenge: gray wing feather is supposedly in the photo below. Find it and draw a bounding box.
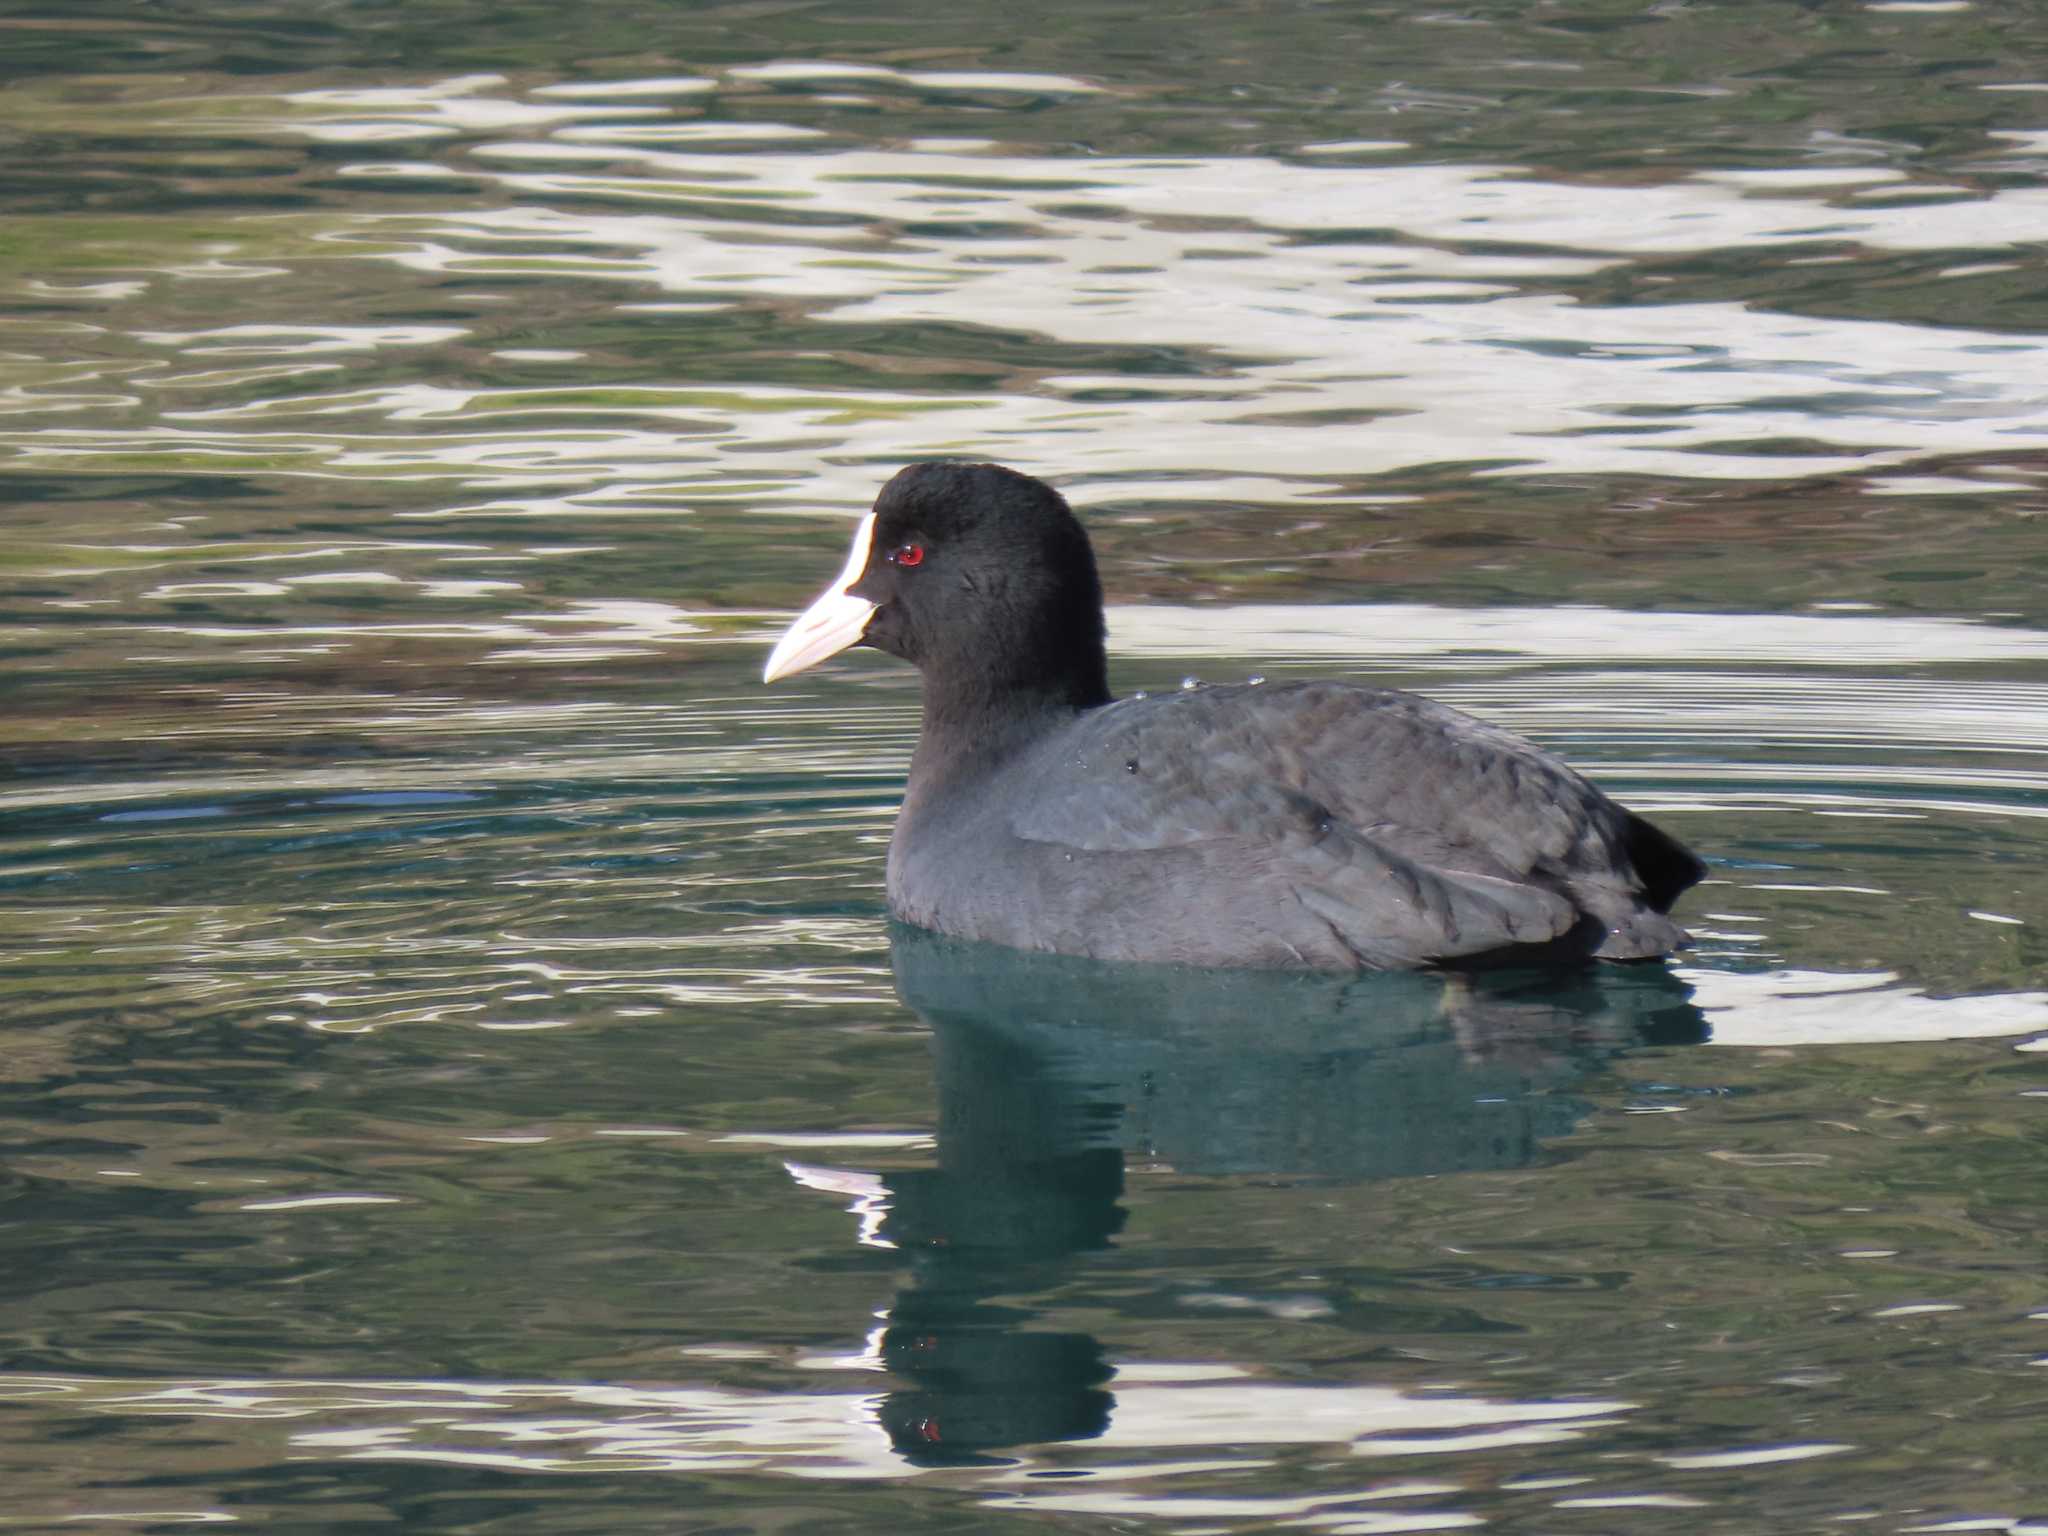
[1010,682,1660,965]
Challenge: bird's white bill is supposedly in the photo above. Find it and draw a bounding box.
[762,512,880,682]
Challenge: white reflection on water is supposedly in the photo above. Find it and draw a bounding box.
[0,1369,1630,1524]
[1685,969,2048,1047]
[1109,603,2048,667]
[281,74,666,142]
[135,323,469,355]
[4,74,2046,507]
[428,119,2048,492]
[724,62,1108,95]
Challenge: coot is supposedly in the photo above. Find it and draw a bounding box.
[764,462,1703,970]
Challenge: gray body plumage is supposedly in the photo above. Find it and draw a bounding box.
[888,680,1697,970]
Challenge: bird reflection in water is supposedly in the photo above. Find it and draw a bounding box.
[786,929,1707,1465]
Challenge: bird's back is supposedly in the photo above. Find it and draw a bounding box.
[888,681,1703,970]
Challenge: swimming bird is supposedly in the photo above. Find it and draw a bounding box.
[764,461,1703,970]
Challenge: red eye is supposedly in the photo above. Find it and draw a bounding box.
[890,543,925,568]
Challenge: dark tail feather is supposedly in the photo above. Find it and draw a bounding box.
[1625,812,1706,914]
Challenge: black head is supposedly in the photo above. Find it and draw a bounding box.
[765,462,1110,715]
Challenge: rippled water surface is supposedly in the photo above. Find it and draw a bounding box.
[4,3,2047,1530]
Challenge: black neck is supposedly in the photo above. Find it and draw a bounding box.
[909,663,1109,794]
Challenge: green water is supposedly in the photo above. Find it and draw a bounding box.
[2,2,2046,1530]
